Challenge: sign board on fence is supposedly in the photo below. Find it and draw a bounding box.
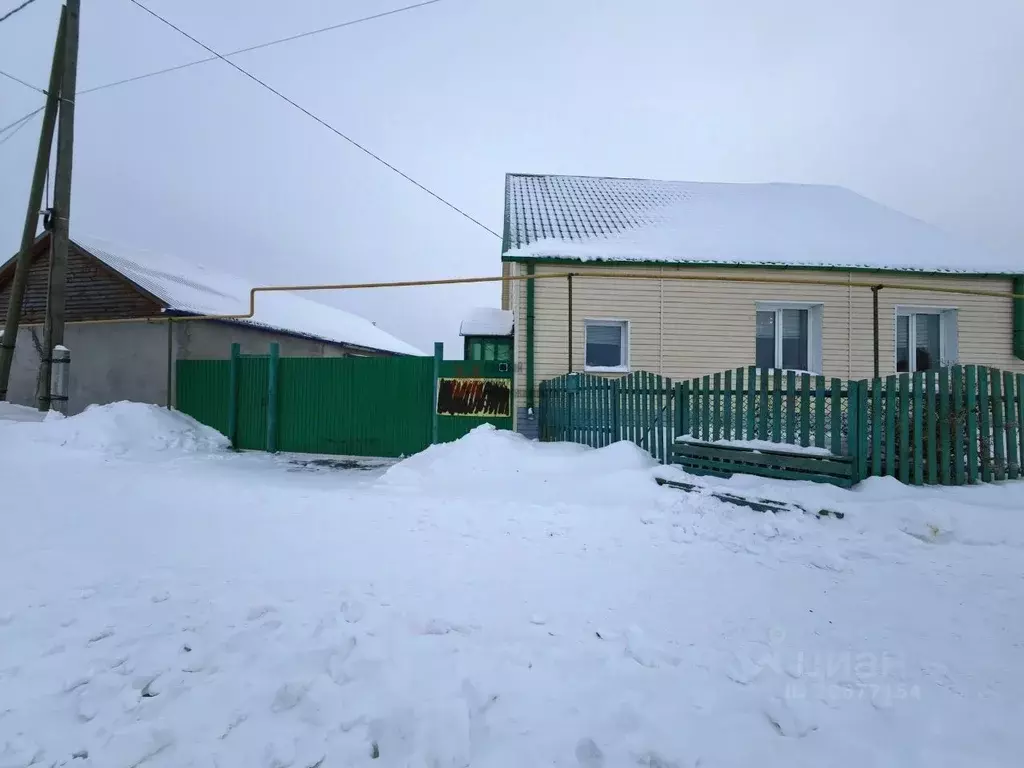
[436,377,511,418]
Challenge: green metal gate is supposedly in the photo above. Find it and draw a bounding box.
[435,359,514,443]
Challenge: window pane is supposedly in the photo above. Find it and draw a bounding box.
[896,315,910,372]
[586,323,623,367]
[755,311,776,369]
[916,313,940,371]
[470,341,482,361]
[483,342,496,361]
[496,342,511,362]
[780,309,808,371]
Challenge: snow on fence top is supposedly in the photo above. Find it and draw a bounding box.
[74,236,423,356]
[459,307,513,336]
[502,173,1015,274]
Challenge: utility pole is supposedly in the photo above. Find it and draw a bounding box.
[0,6,67,402]
[38,0,80,410]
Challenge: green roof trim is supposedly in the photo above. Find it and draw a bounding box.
[500,254,1018,279]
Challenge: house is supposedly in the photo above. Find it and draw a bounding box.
[0,233,422,414]
[499,173,1023,437]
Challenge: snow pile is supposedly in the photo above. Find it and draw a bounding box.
[381,424,662,504]
[0,401,46,423]
[0,401,228,456]
[459,307,514,337]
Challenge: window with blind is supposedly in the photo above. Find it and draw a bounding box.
[755,303,823,372]
[896,308,958,372]
[584,320,628,371]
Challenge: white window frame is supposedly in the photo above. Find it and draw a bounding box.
[583,318,630,373]
[894,305,959,372]
[755,301,824,374]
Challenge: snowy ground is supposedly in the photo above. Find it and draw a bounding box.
[1,404,1023,767]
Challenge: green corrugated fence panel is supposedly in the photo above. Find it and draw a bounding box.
[938,368,952,485]
[785,370,796,444]
[277,355,433,458]
[979,367,992,482]
[772,369,783,443]
[235,356,269,451]
[898,374,910,485]
[884,376,896,478]
[870,378,882,477]
[175,359,231,437]
[965,366,979,483]
[925,370,937,484]
[951,366,966,485]
[1004,370,1019,480]
[830,378,842,457]
[991,369,1005,481]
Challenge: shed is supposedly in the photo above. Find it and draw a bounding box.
[0,233,421,414]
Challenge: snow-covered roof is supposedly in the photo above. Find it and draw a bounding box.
[72,237,424,356]
[502,173,1017,274]
[459,307,513,337]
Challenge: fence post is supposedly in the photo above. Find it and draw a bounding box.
[847,380,863,481]
[431,342,442,444]
[611,379,620,443]
[227,342,240,449]
[266,342,279,453]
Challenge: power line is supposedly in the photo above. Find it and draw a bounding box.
[126,0,501,239]
[0,110,34,146]
[1,1,447,153]
[90,0,445,97]
[0,66,45,94]
[0,0,40,25]
[0,105,41,136]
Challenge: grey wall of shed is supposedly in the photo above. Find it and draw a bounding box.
[5,320,378,415]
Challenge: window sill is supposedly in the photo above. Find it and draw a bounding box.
[584,365,630,374]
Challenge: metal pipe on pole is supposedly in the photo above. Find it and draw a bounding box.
[38,0,80,411]
[0,6,67,401]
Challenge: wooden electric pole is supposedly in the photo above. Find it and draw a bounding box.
[38,0,80,410]
[0,6,67,402]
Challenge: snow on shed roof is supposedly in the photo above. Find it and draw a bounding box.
[459,308,513,337]
[502,173,1017,274]
[73,236,424,356]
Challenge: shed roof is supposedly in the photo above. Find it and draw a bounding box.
[502,173,1016,275]
[70,236,423,355]
[459,307,513,337]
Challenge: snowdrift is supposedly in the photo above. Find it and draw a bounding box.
[0,401,228,455]
[381,424,665,504]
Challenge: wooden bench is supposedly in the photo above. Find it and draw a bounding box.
[671,440,857,488]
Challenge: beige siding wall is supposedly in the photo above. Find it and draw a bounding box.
[512,262,1022,411]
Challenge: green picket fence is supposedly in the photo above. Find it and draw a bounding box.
[537,364,1024,486]
[863,365,1024,485]
[539,371,675,463]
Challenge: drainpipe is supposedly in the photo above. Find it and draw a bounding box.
[526,262,535,411]
[1014,276,1024,360]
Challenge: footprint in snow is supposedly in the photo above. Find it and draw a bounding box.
[247,604,277,622]
[575,737,604,767]
[340,600,365,624]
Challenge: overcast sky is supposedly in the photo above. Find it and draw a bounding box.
[1,0,1021,356]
